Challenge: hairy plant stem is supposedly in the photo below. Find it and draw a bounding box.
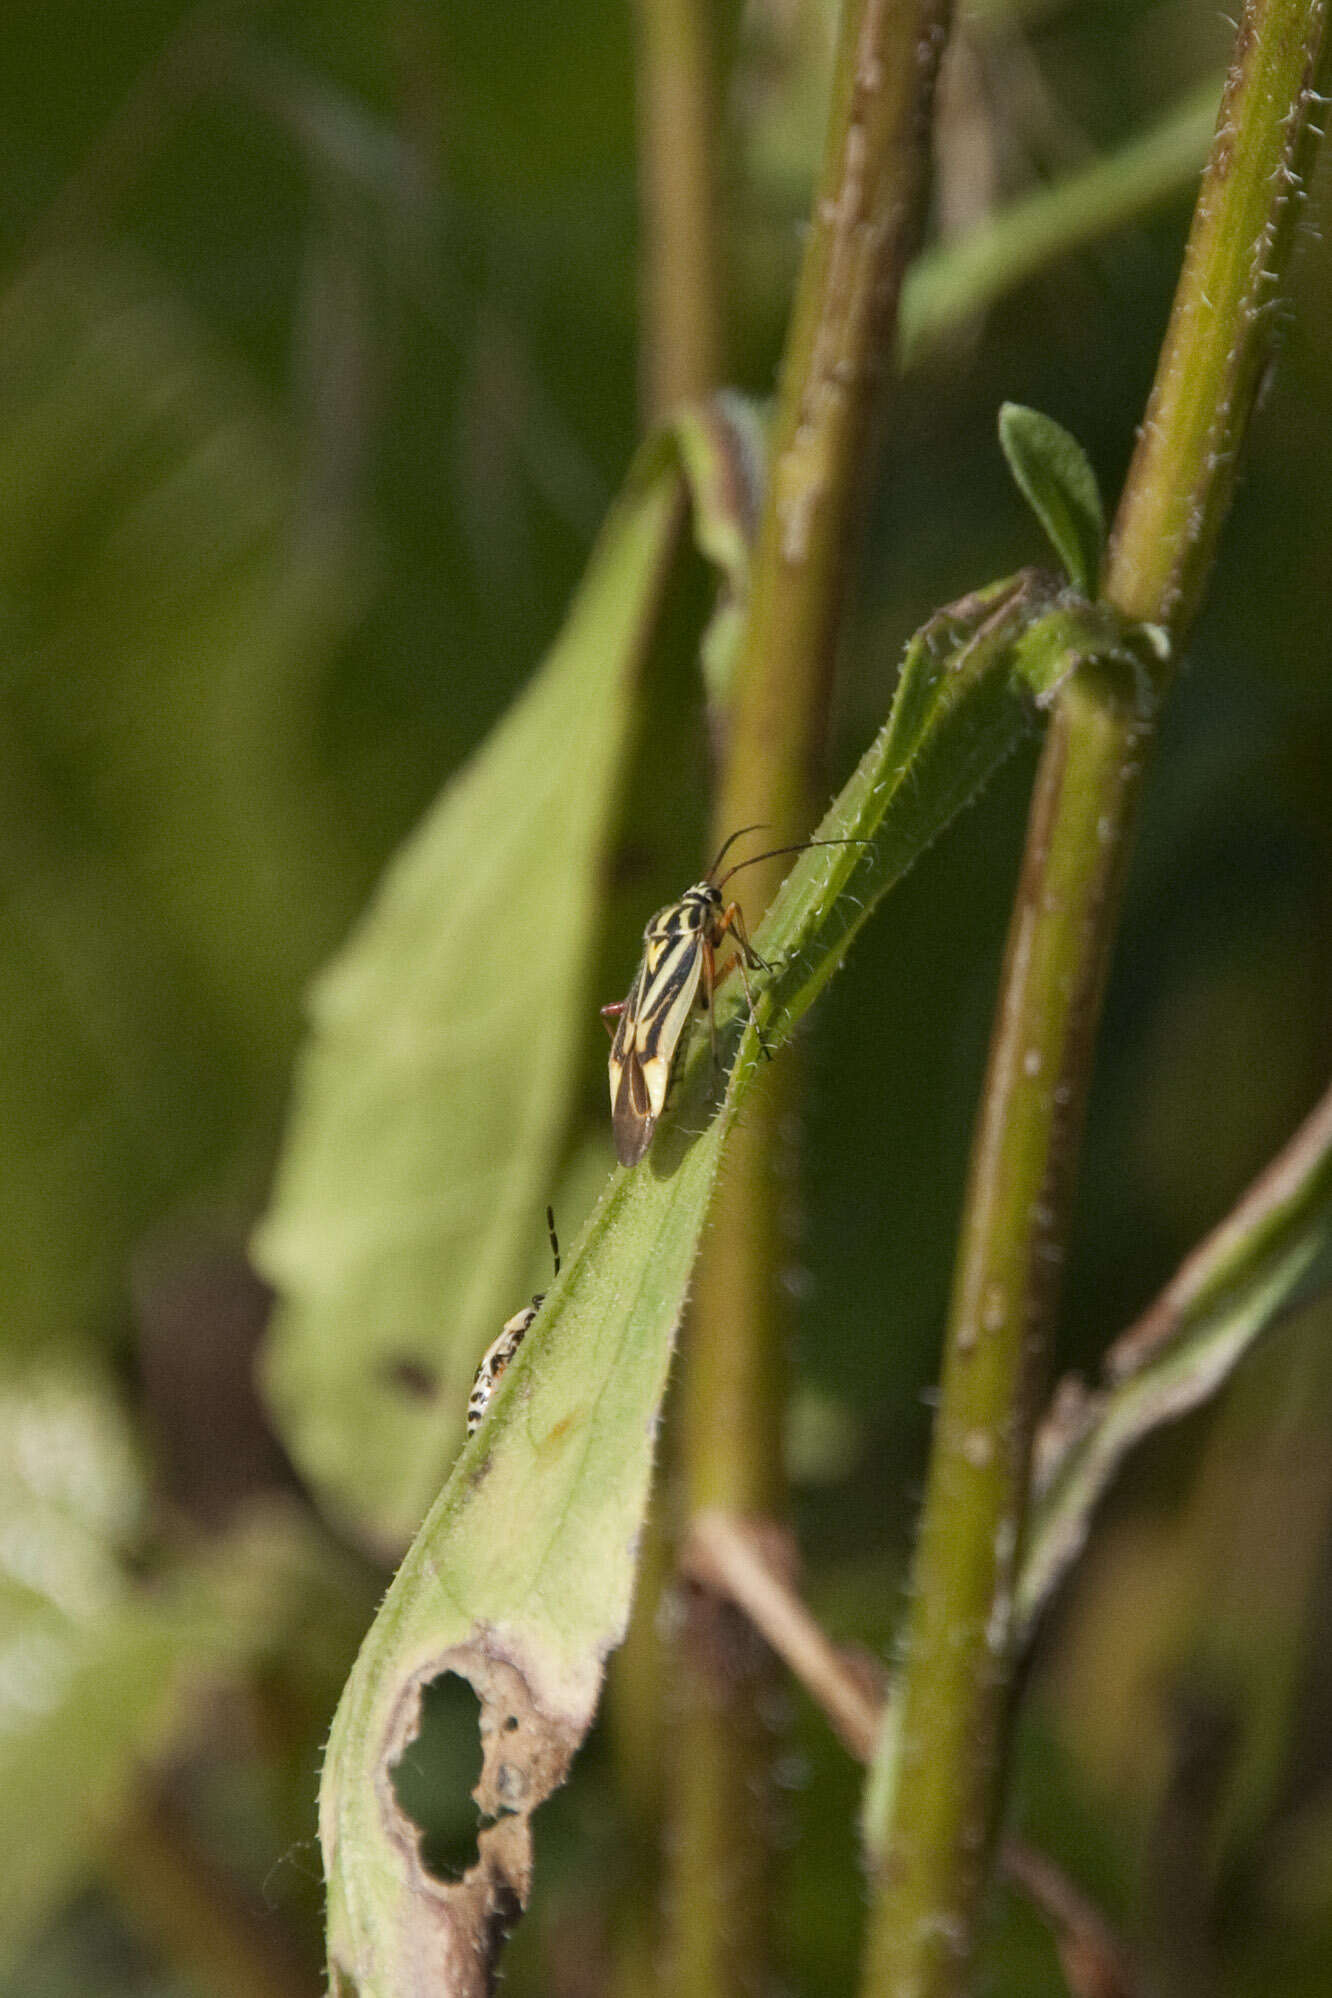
[717,0,953,880]
[670,0,954,1992]
[685,1510,1143,1997]
[863,671,1153,1997]
[861,1,1329,1992]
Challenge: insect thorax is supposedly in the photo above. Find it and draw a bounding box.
[644,883,720,942]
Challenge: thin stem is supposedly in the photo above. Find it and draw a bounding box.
[713,0,955,890]
[1103,1,1330,633]
[626,4,733,1993]
[864,670,1153,1997]
[682,1509,883,1759]
[999,1842,1141,1998]
[671,0,955,1989]
[634,0,737,413]
[1022,1074,1332,1637]
[687,1509,1142,1998]
[899,76,1222,370]
[1104,1076,1332,1382]
[672,1101,792,1998]
[860,0,1329,1992]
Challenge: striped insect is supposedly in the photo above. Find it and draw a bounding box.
[601,827,866,1167]
[466,1207,560,1436]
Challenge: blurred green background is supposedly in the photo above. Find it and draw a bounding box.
[2,1,1331,1993]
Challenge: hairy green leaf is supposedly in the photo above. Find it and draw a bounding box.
[319,570,1097,1997]
[258,403,765,1549]
[998,403,1106,597]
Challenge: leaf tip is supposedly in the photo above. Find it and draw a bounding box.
[998,402,1106,599]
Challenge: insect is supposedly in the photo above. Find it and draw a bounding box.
[466,1207,560,1436]
[602,827,867,1167]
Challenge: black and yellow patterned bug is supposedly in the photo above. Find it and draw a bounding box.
[466,1207,560,1435]
[601,827,866,1167]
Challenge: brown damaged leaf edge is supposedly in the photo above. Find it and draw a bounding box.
[332,1636,586,1998]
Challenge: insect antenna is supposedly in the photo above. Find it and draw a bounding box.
[545,1205,561,1277]
[705,823,771,881]
[714,835,871,891]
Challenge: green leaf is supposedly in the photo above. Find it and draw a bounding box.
[319,569,1096,1997]
[0,252,365,1356]
[0,1597,236,1971]
[257,469,669,1551]
[0,1357,363,1969]
[0,1365,198,1962]
[1018,1080,1332,1642]
[998,402,1106,597]
[257,403,766,1550]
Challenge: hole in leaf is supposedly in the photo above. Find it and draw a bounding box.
[390,1670,485,1879]
[382,1357,439,1400]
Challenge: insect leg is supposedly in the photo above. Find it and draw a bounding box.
[734,947,774,1062]
[719,899,771,973]
[715,905,774,1061]
[600,999,627,1040]
[701,937,720,1072]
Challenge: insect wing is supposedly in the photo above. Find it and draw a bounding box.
[611,1053,655,1167]
[608,960,653,1165]
[634,922,706,1117]
[609,914,707,1165]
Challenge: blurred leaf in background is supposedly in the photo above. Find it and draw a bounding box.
[0,251,366,1358]
[255,452,670,1547]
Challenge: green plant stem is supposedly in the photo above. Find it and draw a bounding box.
[1021,1075,1332,1637]
[861,0,1329,1992]
[634,0,737,412]
[625,5,733,1994]
[688,0,959,1521]
[715,0,954,886]
[684,1513,1143,1996]
[899,76,1222,369]
[672,1095,792,1998]
[863,668,1154,1998]
[671,1,955,1993]
[1102,11,1329,629]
